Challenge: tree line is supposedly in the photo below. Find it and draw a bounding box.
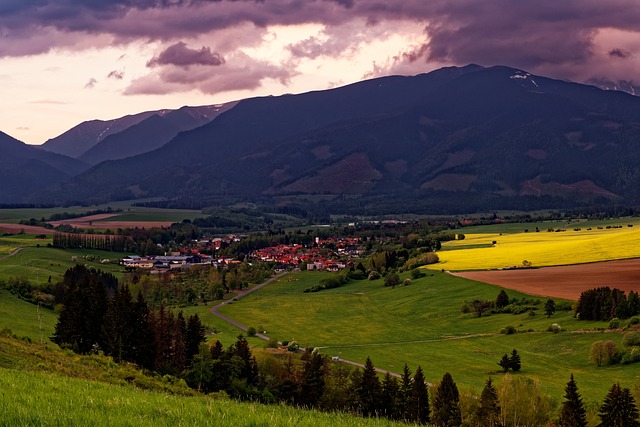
[52,265,205,375]
[576,286,640,321]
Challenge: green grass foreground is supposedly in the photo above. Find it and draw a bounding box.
[0,368,406,427]
[217,271,640,402]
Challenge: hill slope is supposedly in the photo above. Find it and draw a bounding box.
[33,65,640,212]
[0,131,88,203]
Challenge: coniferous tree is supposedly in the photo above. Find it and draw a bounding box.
[359,357,383,417]
[432,372,462,427]
[509,349,521,372]
[101,284,134,361]
[559,374,587,427]
[412,365,430,425]
[185,314,206,366]
[496,290,509,308]
[299,351,326,408]
[498,354,510,372]
[398,364,414,422]
[381,372,399,419]
[477,377,500,427]
[598,383,640,427]
[131,291,155,370]
[545,298,557,318]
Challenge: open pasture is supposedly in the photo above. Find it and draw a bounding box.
[0,291,57,341]
[0,234,51,256]
[216,271,637,399]
[434,224,640,271]
[0,246,129,283]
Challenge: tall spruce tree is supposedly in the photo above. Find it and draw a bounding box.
[432,372,462,427]
[381,372,399,419]
[359,357,383,417]
[545,298,557,318]
[477,377,500,427]
[598,383,640,427]
[496,290,509,308]
[559,374,587,427]
[509,349,521,372]
[398,364,413,422]
[300,351,326,408]
[185,314,205,366]
[412,365,430,425]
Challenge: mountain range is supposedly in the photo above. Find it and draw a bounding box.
[4,64,640,214]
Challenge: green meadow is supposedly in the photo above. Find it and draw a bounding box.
[0,291,57,341]
[0,368,405,427]
[0,246,129,283]
[216,271,639,402]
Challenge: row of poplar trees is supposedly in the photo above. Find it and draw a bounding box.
[52,265,205,375]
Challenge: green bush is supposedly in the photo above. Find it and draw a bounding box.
[623,332,640,347]
[368,271,381,280]
[547,323,562,333]
[609,318,622,329]
[621,347,640,365]
[500,325,517,335]
[247,327,257,337]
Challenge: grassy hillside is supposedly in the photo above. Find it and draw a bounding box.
[216,271,640,402]
[0,335,407,427]
[0,246,129,283]
[0,291,57,341]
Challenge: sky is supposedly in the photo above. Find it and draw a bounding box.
[1,0,639,145]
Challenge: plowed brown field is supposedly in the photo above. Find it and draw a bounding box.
[451,258,640,300]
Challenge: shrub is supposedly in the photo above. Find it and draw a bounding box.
[265,337,278,348]
[609,318,622,329]
[403,278,412,286]
[460,303,471,314]
[501,326,517,335]
[410,268,426,279]
[368,271,381,280]
[247,327,257,337]
[623,332,640,347]
[547,323,562,333]
[627,317,640,326]
[621,347,640,365]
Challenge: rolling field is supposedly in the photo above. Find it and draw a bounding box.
[0,291,57,341]
[434,223,640,271]
[216,271,640,401]
[0,246,129,283]
[0,234,51,256]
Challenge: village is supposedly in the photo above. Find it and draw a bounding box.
[121,235,364,273]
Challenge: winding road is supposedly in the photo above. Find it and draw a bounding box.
[0,247,23,262]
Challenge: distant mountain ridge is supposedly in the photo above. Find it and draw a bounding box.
[0,131,87,203]
[22,64,640,213]
[42,103,236,164]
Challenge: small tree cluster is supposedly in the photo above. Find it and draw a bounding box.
[498,349,521,373]
[576,287,640,321]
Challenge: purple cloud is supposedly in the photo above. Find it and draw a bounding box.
[107,69,124,79]
[84,78,97,88]
[0,1,639,88]
[609,48,631,59]
[147,42,225,68]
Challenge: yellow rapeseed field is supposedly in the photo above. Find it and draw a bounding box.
[431,226,640,271]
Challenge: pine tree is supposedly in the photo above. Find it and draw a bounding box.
[509,349,521,372]
[299,351,326,408]
[496,290,509,308]
[185,314,206,367]
[559,374,587,427]
[432,372,462,427]
[381,372,399,419]
[545,298,557,318]
[477,377,500,427]
[412,365,430,425]
[498,354,510,372]
[398,364,413,422]
[359,357,383,417]
[598,383,640,427]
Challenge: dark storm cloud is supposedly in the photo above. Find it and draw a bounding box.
[2,0,639,83]
[147,42,225,67]
[609,48,631,59]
